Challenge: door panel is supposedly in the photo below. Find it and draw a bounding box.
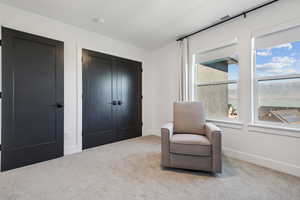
[116,59,142,140]
[82,49,115,149]
[14,38,56,147]
[1,27,64,171]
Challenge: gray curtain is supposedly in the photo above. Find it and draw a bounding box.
[178,38,190,101]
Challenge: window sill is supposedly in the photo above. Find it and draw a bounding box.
[248,123,300,138]
[207,119,244,130]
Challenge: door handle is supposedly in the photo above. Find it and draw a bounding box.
[56,103,64,108]
[117,100,122,105]
[109,100,117,105]
[49,103,64,108]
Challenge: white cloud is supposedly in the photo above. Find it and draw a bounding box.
[272,56,296,64]
[257,56,297,75]
[264,68,296,74]
[273,43,293,49]
[256,62,289,70]
[257,50,272,56]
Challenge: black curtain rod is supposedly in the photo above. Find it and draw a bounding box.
[177,0,280,41]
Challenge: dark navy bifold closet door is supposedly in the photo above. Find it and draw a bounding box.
[82,49,142,150]
[1,27,64,171]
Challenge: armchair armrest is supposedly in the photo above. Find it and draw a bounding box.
[161,122,173,167]
[161,122,174,137]
[205,122,222,173]
[205,122,221,141]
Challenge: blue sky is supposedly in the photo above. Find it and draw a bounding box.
[227,41,300,80]
[256,41,300,77]
[228,64,238,80]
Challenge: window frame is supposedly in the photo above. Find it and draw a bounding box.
[252,39,300,128]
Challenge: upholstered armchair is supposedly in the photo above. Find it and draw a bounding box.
[161,101,222,173]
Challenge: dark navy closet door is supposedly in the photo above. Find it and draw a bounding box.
[1,27,64,171]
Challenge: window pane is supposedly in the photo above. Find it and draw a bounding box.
[256,41,300,77]
[196,83,238,119]
[195,44,239,120]
[257,78,300,126]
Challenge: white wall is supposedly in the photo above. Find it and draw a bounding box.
[148,0,300,177]
[148,42,179,131]
[0,3,154,154]
[1,0,300,178]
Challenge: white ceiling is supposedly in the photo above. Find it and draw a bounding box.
[0,0,270,50]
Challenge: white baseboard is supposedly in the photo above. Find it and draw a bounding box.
[64,145,81,155]
[223,147,300,178]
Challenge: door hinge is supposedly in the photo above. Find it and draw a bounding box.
[141,122,143,126]
[141,68,143,72]
[0,92,2,99]
[141,95,143,99]
[0,40,2,46]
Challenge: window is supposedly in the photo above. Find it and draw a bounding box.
[194,43,239,120]
[253,27,300,127]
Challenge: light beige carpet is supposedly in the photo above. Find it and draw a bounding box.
[0,135,299,200]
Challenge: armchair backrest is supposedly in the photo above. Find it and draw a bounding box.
[173,101,206,135]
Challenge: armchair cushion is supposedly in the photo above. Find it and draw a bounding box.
[170,134,211,156]
[170,134,210,145]
[173,101,206,135]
